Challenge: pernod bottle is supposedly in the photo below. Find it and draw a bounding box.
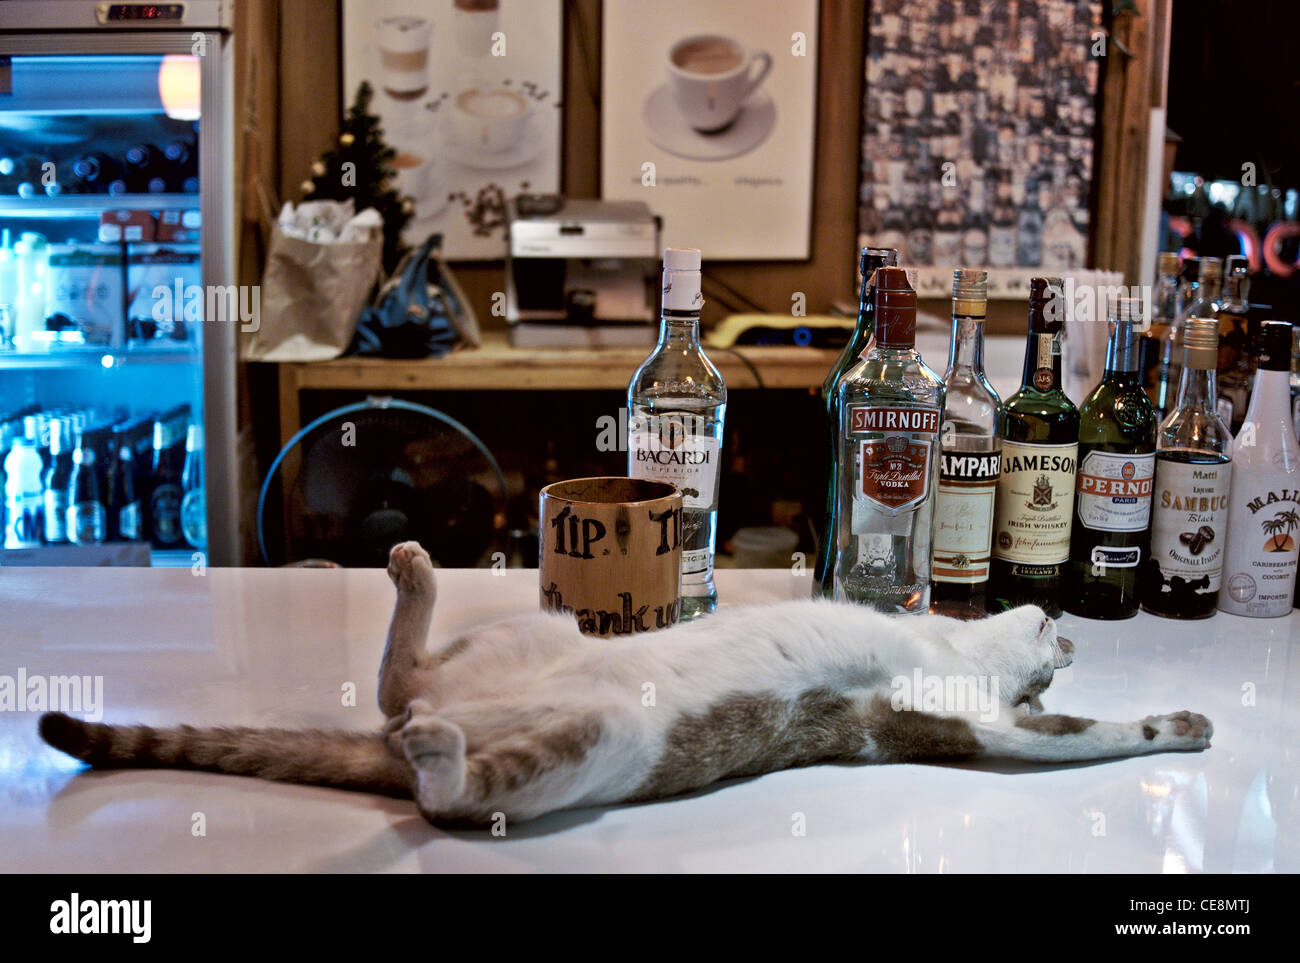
[931,269,1001,617]
[628,248,727,620]
[988,277,1079,618]
[1139,318,1232,618]
[833,267,945,613]
[1064,298,1158,618]
[1218,321,1300,618]
[815,247,897,597]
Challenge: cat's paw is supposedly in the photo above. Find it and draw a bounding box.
[402,716,467,813]
[388,541,434,596]
[1141,711,1213,751]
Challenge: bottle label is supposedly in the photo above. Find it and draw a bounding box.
[4,493,42,548]
[992,440,1078,565]
[849,404,939,515]
[681,547,712,586]
[932,449,1000,583]
[181,489,206,549]
[1149,460,1231,590]
[119,500,141,541]
[68,502,106,544]
[150,483,183,544]
[1075,450,1155,532]
[1218,472,1300,617]
[628,416,721,512]
[43,489,70,543]
[1031,333,1059,391]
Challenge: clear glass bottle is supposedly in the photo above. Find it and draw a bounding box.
[1214,255,1254,433]
[931,269,1001,617]
[628,248,727,620]
[1144,251,1181,417]
[1064,298,1158,618]
[987,277,1079,618]
[833,267,945,613]
[1218,321,1300,617]
[815,247,897,597]
[1139,318,1233,618]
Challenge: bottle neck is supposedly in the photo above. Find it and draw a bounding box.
[1175,364,1219,411]
[1243,366,1291,428]
[948,299,987,373]
[657,312,701,350]
[1103,319,1140,380]
[1020,329,1062,391]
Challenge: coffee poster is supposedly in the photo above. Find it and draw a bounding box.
[342,0,562,259]
[600,0,818,260]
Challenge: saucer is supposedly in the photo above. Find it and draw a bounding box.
[440,112,546,171]
[641,84,776,161]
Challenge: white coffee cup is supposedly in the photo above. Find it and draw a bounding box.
[449,86,532,153]
[375,16,432,102]
[668,34,772,132]
[390,149,433,200]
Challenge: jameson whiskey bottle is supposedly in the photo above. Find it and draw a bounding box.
[1139,318,1233,618]
[1215,255,1254,433]
[628,248,727,620]
[931,269,1001,617]
[815,247,897,597]
[987,277,1079,618]
[1218,321,1300,618]
[1064,299,1158,618]
[1144,252,1181,417]
[833,267,944,613]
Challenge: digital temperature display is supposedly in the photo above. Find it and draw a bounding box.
[101,3,186,22]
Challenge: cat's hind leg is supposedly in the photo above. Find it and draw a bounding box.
[379,542,439,718]
[399,701,469,817]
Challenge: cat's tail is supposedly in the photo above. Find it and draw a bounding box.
[38,712,413,797]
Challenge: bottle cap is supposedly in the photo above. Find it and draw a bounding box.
[186,423,204,451]
[1028,276,1065,331]
[1198,256,1223,281]
[1258,321,1293,372]
[1182,316,1219,369]
[873,267,917,346]
[1111,296,1143,322]
[662,247,700,272]
[1157,251,1180,276]
[661,247,703,312]
[952,267,988,300]
[1225,254,1249,278]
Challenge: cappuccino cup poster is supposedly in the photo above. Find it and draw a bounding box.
[601,0,818,259]
[342,0,562,259]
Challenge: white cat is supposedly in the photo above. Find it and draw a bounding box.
[40,541,1212,825]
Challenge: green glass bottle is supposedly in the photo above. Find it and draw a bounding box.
[814,247,897,597]
[1064,298,1158,618]
[987,277,1079,618]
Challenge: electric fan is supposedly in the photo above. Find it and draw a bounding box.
[258,398,507,568]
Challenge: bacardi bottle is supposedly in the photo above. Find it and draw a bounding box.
[833,267,945,613]
[931,269,1001,617]
[987,277,1079,618]
[628,248,727,620]
[1064,298,1158,618]
[815,247,897,597]
[1139,318,1233,618]
[1218,321,1300,617]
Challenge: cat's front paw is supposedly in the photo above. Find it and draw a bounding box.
[1142,711,1213,751]
[388,541,434,596]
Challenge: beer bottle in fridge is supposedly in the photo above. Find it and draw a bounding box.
[149,416,185,548]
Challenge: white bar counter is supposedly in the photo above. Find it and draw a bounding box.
[1,566,1295,873]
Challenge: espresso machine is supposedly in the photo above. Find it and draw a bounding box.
[504,196,660,348]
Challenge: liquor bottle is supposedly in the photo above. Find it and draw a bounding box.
[833,267,945,613]
[987,277,1079,618]
[931,269,1001,616]
[815,247,897,597]
[1179,256,1222,327]
[42,417,74,544]
[111,424,143,541]
[628,248,727,620]
[1139,318,1233,618]
[1064,298,1158,618]
[67,427,107,544]
[1218,321,1300,617]
[1143,252,1181,417]
[181,423,206,551]
[3,434,43,548]
[149,415,186,548]
[1215,255,1254,433]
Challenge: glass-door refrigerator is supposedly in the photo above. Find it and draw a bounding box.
[0,1,236,566]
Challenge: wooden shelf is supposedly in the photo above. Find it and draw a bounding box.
[274,330,837,394]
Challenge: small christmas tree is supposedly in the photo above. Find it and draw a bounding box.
[301,81,412,274]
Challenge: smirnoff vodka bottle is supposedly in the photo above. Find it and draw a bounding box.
[1218,321,1300,617]
[628,248,727,620]
[833,267,945,613]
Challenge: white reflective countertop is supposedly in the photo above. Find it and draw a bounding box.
[1,567,1295,873]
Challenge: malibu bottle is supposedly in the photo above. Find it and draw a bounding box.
[987,277,1079,618]
[1064,298,1158,618]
